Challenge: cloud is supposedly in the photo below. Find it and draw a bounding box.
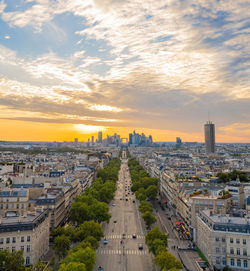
[4,35,10,39]
[0,1,249,141]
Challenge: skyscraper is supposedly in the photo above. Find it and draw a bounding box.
[204,121,215,154]
[98,131,102,143]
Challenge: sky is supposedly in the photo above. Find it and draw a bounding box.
[0,0,249,142]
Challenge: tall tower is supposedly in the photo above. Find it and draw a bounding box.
[204,121,215,154]
[98,131,102,143]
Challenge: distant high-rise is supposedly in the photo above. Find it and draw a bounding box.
[204,121,215,154]
[98,131,102,143]
[91,136,94,144]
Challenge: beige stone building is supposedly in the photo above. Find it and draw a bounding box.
[0,209,50,266]
[0,188,29,216]
[197,209,250,270]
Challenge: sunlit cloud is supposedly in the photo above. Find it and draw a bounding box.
[74,124,107,134]
[0,0,249,141]
[88,104,122,112]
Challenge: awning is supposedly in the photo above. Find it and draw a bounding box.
[162,199,167,204]
[176,221,181,226]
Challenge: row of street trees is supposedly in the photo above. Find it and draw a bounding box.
[52,158,121,271]
[128,157,183,271]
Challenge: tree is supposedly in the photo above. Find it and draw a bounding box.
[59,262,86,271]
[142,211,156,228]
[154,251,183,270]
[32,262,50,271]
[76,220,104,242]
[88,201,111,223]
[80,236,99,249]
[53,235,71,259]
[63,247,96,271]
[0,249,25,271]
[145,185,158,201]
[149,238,166,255]
[139,200,153,213]
[70,202,90,225]
[145,227,168,248]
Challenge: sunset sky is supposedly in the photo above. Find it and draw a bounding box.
[0,0,249,142]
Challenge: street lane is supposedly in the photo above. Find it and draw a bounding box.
[95,154,155,271]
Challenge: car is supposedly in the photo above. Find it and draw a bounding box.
[125,198,128,201]
[138,244,143,250]
[168,217,171,220]
[133,200,135,203]
[122,233,126,239]
[103,239,108,245]
[113,220,117,223]
[112,203,116,206]
[132,234,137,239]
[120,198,122,200]
[98,266,104,271]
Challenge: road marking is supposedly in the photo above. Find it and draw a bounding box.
[105,234,145,239]
[97,249,149,255]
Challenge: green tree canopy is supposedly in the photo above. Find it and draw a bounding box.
[142,211,156,227]
[154,251,183,271]
[145,185,158,201]
[63,247,96,271]
[139,200,153,213]
[53,235,71,259]
[77,220,104,242]
[0,249,25,271]
[59,262,86,271]
[146,227,168,248]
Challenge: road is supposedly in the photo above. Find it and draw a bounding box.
[154,202,202,271]
[95,155,156,271]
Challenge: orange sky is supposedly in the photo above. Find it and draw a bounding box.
[1,119,249,143]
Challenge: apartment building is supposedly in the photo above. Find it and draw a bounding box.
[0,188,29,216]
[0,209,50,266]
[197,209,250,270]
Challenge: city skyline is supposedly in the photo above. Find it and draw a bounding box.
[0,1,249,143]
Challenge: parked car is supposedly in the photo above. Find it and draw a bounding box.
[103,239,108,245]
[132,234,137,239]
[138,244,143,250]
[98,266,104,271]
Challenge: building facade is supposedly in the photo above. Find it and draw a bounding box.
[0,209,50,266]
[197,209,250,270]
[204,121,216,154]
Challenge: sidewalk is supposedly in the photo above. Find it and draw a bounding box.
[154,203,202,271]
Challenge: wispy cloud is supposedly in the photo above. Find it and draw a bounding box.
[0,0,249,141]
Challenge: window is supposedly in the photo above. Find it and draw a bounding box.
[222,247,226,253]
[6,204,8,209]
[231,259,235,266]
[27,236,30,242]
[0,238,3,244]
[222,237,225,242]
[6,238,10,244]
[26,257,30,265]
[21,246,24,251]
[21,236,24,242]
[236,238,240,244]
[17,204,19,209]
[21,203,24,209]
[216,247,220,253]
[237,259,241,267]
[237,248,240,255]
[216,257,220,264]
[243,239,246,245]
[216,237,219,242]
[230,238,234,243]
[222,258,226,266]
[12,237,16,243]
[0,204,3,209]
[243,249,247,256]
[243,260,248,268]
[12,247,15,252]
[230,248,234,255]
[0,248,3,251]
[27,245,30,252]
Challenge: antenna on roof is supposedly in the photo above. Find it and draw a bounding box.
[208,111,211,123]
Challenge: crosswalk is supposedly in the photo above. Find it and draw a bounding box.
[105,234,144,239]
[97,249,148,255]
